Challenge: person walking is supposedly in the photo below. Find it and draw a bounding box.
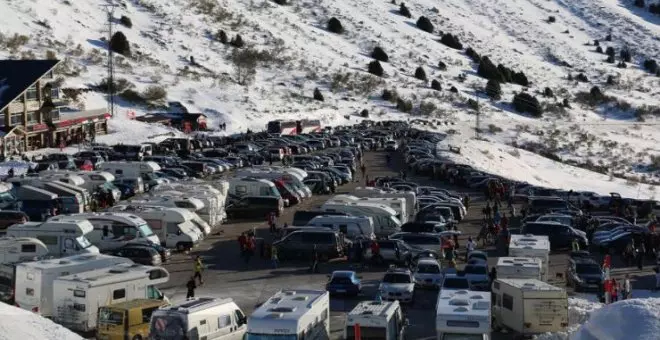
[484,203,492,219]
[267,211,277,234]
[271,244,279,269]
[466,237,476,262]
[246,234,256,266]
[186,276,197,299]
[571,238,580,252]
[370,240,382,265]
[623,274,632,299]
[193,256,204,285]
[310,245,319,273]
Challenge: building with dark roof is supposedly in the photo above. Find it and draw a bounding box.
[0,60,109,156]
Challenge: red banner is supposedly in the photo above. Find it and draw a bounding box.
[354,323,361,340]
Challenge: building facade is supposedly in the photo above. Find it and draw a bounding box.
[0,60,110,157]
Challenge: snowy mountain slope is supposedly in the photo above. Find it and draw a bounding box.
[0,302,83,340]
[0,0,658,181]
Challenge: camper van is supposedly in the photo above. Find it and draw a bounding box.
[109,205,202,250]
[50,213,160,251]
[40,170,120,201]
[228,177,281,201]
[0,237,48,264]
[353,187,417,216]
[236,170,309,199]
[435,289,491,340]
[150,182,227,225]
[97,299,170,340]
[129,196,205,215]
[345,300,407,340]
[321,202,402,236]
[247,290,330,340]
[7,177,86,212]
[6,219,100,257]
[52,263,170,332]
[14,254,133,316]
[491,279,568,336]
[496,257,543,280]
[15,185,59,222]
[149,297,247,340]
[306,215,376,240]
[508,235,550,282]
[245,166,311,198]
[100,161,161,178]
[329,194,409,223]
[148,189,220,227]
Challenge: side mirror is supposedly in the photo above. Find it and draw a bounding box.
[404,318,410,326]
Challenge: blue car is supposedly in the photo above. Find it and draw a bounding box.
[326,271,361,297]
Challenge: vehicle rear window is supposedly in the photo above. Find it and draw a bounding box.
[443,277,470,289]
[576,264,601,274]
[464,265,487,275]
[383,274,411,284]
[417,264,440,274]
[301,233,333,244]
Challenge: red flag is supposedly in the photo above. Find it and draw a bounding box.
[354,323,361,340]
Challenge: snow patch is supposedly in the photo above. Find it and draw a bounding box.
[571,298,660,340]
[534,298,602,340]
[0,302,83,340]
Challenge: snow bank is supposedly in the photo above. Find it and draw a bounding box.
[0,302,83,340]
[571,298,660,340]
[535,298,602,340]
[436,135,657,199]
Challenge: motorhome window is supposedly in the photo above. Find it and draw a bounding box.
[113,289,126,300]
[301,233,333,244]
[175,201,196,209]
[235,185,247,195]
[218,314,231,328]
[502,293,514,310]
[25,288,34,296]
[73,289,85,298]
[137,223,155,237]
[149,269,167,280]
[98,308,124,325]
[76,236,92,249]
[234,309,246,325]
[166,223,180,234]
[21,244,37,253]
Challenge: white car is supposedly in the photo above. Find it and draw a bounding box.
[385,140,399,151]
[379,268,415,303]
[413,258,443,289]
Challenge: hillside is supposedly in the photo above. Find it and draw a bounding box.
[1,0,659,187]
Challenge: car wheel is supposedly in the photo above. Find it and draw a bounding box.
[176,243,186,252]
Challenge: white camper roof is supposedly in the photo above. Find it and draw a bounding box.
[156,297,235,315]
[496,257,542,268]
[101,161,161,172]
[435,289,490,321]
[346,300,400,327]
[129,196,205,209]
[249,290,328,333]
[8,219,94,236]
[51,212,148,227]
[322,202,396,215]
[509,234,550,251]
[55,263,169,287]
[110,205,195,221]
[496,278,564,292]
[18,254,131,271]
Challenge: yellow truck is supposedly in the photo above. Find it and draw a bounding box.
[97,299,169,340]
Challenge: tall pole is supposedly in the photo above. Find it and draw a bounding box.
[474,88,481,139]
[106,2,116,121]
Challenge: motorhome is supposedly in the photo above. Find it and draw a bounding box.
[40,170,120,201]
[436,289,491,340]
[128,196,205,214]
[148,188,221,227]
[52,263,170,332]
[345,300,407,340]
[7,178,85,213]
[491,279,568,336]
[37,173,86,188]
[100,161,161,178]
[109,205,202,250]
[353,186,417,215]
[306,215,375,240]
[115,202,210,237]
[6,219,99,257]
[247,290,330,340]
[0,237,48,264]
[236,169,310,199]
[320,202,402,236]
[228,177,281,201]
[149,297,247,340]
[496,257,543,280]
[508,235,550,281]
[329,194,409,223]
[50,213,160,251]
[15,185,59,222]
[14,254,133,316]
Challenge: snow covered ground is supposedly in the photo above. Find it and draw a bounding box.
[0,302,83,340]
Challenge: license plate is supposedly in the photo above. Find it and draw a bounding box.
[336,289,346,293]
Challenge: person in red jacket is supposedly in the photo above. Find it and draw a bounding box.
[370,241,382,264]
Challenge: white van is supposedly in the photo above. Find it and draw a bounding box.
[150,297,247,340]
[52,263,170,332]
[247,290,330,340]
[0,237,48,264]
[6,219,99,257]
[329,194,409,223]
[492,279,568,336]
[109,205,202,250]
[508,234,550,282]
[354,186,417,215]
[236,170,310,199]
[40,170,120,201]
[306,215,375,240]
[228,177,280,200]
[14,254,133,316]
[51,213,160,251]
[345,300,407,340]
[436,289,491,340]
[100,161,161,178]
[496,257,543,280]
[321,202,402,236]
[148,189,220,227]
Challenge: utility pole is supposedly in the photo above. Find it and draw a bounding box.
[105,2,117,121]
[473,87,481,139]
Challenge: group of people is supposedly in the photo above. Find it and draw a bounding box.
[480,200,512,246]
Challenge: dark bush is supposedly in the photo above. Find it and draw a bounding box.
[467,99,479,110]
[272,0,287,4]
[643,59,658,73]
[605,46,615,56]
[437,61,447,71]
[381,89,394,101]
[512,92,543,117]
[477,57,504,82]
[606,75,615,85]
[594,39,599,46]
[465,47,480,62]
[619,49,632,62]
[414,66,427,81]
[327,17,344,34]
[548,16,556,23]
[498,64,513,83]
[396,98,413,113]
[230,34,245,48]
[416,16,434,33]
[634,0,645,8]
[313,88,324,101]
[512,71,529,87]
[590,86,604,100]
[440,33,463,50]
[606,54,615,63]
[485,79,501,100]
[399,3,412,18]
[596,46,603,53]
[119,15,133,28]
[431,79,442,91]
[575,73,588,82]
[368,60,384,76]
[543,87,554,97]
[109,31,130,56]
[605,34,612,41]
[360,109,369,118]
[449,86,458,93]
[217,30,228,44]
[371,46,389,62]
[617,61,627,68]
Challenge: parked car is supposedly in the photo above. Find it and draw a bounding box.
[326,271,361,297]
[107,244,162,265]
[225,196,284,219]
[273,229,345,262]
[565,256,603,292]
[412,257,443,289]
[379,267,415,304]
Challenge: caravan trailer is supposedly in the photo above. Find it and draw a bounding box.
[496,257,543,280]
[435,289,491,340]
[6,219,100,257]
[149,297,247,340]
[114,203,210,238]
[353,187,417,216]
[320,202,402,236]
[52,263,170,332]
[228,177,280,201]
[345,300,407,340]
[508,235,550,282]
[247,290,330,340]
[329,194,409,223]
[14,254,133,316]
[0,237,48,264]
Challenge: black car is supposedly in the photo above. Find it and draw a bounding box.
[127,241,172,262]
[565,257,603,292]
[521,222,588,250]
[108,245,162,265]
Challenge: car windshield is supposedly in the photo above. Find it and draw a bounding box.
[417,264,440,274]
[383,273,411,284]
[137,223,155,237]
[0,191,16,203]
[331,276,353,284]
[576,264,602,274]
[443,277,470,289]
[77,235,93,249]
[98,308,123,325]
[464,265,487,275]
[103,182,118,190]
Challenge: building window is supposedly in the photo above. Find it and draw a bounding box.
[10,114,22,126]
[43,71,54,79]
[50,87,59,99]
[49,109,60,122]
[25,86,38,100]
[27,111,38,124]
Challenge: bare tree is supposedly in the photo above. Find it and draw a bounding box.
[231,48,258,85]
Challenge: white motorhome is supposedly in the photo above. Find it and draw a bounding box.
[116,201,210,237]
[330,194,409,223]
[353,186,417,215]
[149,297,247,340]
[40,170,120,201]
[247,290,330,340]
[345,300,407,340]
[6,219,99,257]
[100,161,161,178]
[306,215,375,240]
[52,263,170,332]
[496,257,543,280]
[228,177,280,200]
[508,234,550,281]
[0,237,48,264]
[236,170,310,199]
[321,202,402,236]
[436,289,491,340]
[129,195,205,213]
[149,188,221,227]
[110,205,202,250]
[14,254,133,316]
[50,213,160,251]
[491,279,568,336]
